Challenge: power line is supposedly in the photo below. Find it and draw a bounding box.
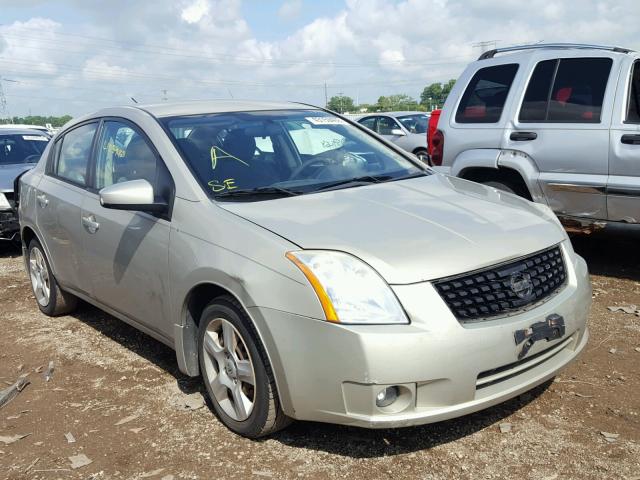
[0,30,472,68]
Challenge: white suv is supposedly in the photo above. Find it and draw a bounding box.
[434,43,640,229]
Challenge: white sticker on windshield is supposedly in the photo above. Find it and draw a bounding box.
[22,135,48,141]
[305,117,347,126]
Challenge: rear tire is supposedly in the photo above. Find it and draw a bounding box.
[481,180,518,195]
[27,239,78,316]
[198,295,291,438]
[413,148,430,165]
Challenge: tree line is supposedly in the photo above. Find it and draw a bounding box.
[326,79,456,114]
[1,115,73,128]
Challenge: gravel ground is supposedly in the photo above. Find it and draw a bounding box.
[1,226,639,480]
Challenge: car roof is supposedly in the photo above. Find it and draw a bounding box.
[136,100,315,118]
[0,128,50,137]
[477,43,638,62]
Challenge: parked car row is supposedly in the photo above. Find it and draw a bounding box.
[17,98,589,438]
[0,128,50,241]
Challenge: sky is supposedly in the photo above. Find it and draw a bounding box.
[1,0,639,118]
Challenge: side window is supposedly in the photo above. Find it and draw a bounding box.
[519,60,556,122]
[520,57,613,123]
[55,123,98,186]
[95,121,172,201]
[359,117,376,130]
[626,62,640,124]
[455,64,519,123]
[377,117,399,135]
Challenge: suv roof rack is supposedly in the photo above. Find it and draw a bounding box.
[478,43,634,60]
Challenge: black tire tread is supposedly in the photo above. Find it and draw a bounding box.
[207,295,291,437]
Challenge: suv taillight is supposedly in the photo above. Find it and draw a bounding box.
[431,129,444,166]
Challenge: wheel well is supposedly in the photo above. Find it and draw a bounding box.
[413,147,428,153]
[21,226,36,248]
[185,283,232,328]
[459,167,532,200]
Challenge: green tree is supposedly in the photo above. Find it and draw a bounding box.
[420,79,456,109]
[326,95,355,114]
[375,94,419,112]
[4,115,73,127]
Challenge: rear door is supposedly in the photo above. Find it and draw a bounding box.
[444,62,520,165]
[608,58,640,222]
[35,122,98,293]
[507,55,616,219]
[81,119,175,338]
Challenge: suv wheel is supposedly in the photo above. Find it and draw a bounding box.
[198,296,291,438]
[27,239,78,316]
[413,148,430,165]
[482,180,517,195]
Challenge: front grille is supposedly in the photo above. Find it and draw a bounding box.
[433,245,567,322]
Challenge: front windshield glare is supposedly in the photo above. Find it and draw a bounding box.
[162,110,426,200]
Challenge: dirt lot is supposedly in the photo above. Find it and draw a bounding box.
[1,226,639,480]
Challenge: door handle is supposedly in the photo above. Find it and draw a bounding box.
[510,131,538,141]
[36,193,49,207]
[81,214,100,234]
[621,134,640,145]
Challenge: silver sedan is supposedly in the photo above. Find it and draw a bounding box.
[19,101,590,437]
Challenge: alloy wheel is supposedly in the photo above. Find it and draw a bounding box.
[29,247,50,307]
[202,318,256,421]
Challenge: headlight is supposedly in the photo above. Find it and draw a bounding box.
[286,250,408,325]
[0,193,11,210]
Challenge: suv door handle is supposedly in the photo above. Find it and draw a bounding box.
[621,134,640,145]
[510,131,538,141]
[81,214,100,234]
[36,193,49,208]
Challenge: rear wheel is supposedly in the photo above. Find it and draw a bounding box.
[413,148,430,165]
[27,239,77,316]
[481,179,518,195]
[198,296,291,438]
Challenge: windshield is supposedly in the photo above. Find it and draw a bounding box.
[0,134,49,165]
[162,109,427,200]
[396,114,428,134]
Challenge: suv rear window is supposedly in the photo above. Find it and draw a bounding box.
[519,57,613,123]
[455,64,519,123]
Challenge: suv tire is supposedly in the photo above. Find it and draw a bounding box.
[27,239,78,316]
[198,296,291,438]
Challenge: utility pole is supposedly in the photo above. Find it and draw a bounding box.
[161,89,168,102]
[324,82,328,107]
[0,77,19,123]
[337,91,344,113]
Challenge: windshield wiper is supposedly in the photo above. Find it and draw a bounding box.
[315,175,394,192]
[214,186,302,200]
[316,171,428,192]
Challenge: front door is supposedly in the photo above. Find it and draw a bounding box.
[81,119,174,338]
[608,59,640,223]
[36,122,98,293]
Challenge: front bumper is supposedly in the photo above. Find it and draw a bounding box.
[0,210,19,241]
[251,243,591,428]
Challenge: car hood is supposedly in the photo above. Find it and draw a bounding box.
[219,174,567,284]
[0,163,35,191]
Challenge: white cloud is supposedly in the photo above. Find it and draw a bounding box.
[181,0,210,24]
[278,0,303,21]
[1,0,640,116]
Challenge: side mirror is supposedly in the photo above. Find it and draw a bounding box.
[99,179,167,213]
[390,128,406,136]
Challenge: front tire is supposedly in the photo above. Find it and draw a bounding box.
[27,239,77,316]
[198,296,291,438]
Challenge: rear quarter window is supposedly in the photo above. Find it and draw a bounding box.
[455,63,519,124]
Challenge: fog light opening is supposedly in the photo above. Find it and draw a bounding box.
[375,386,399,408]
